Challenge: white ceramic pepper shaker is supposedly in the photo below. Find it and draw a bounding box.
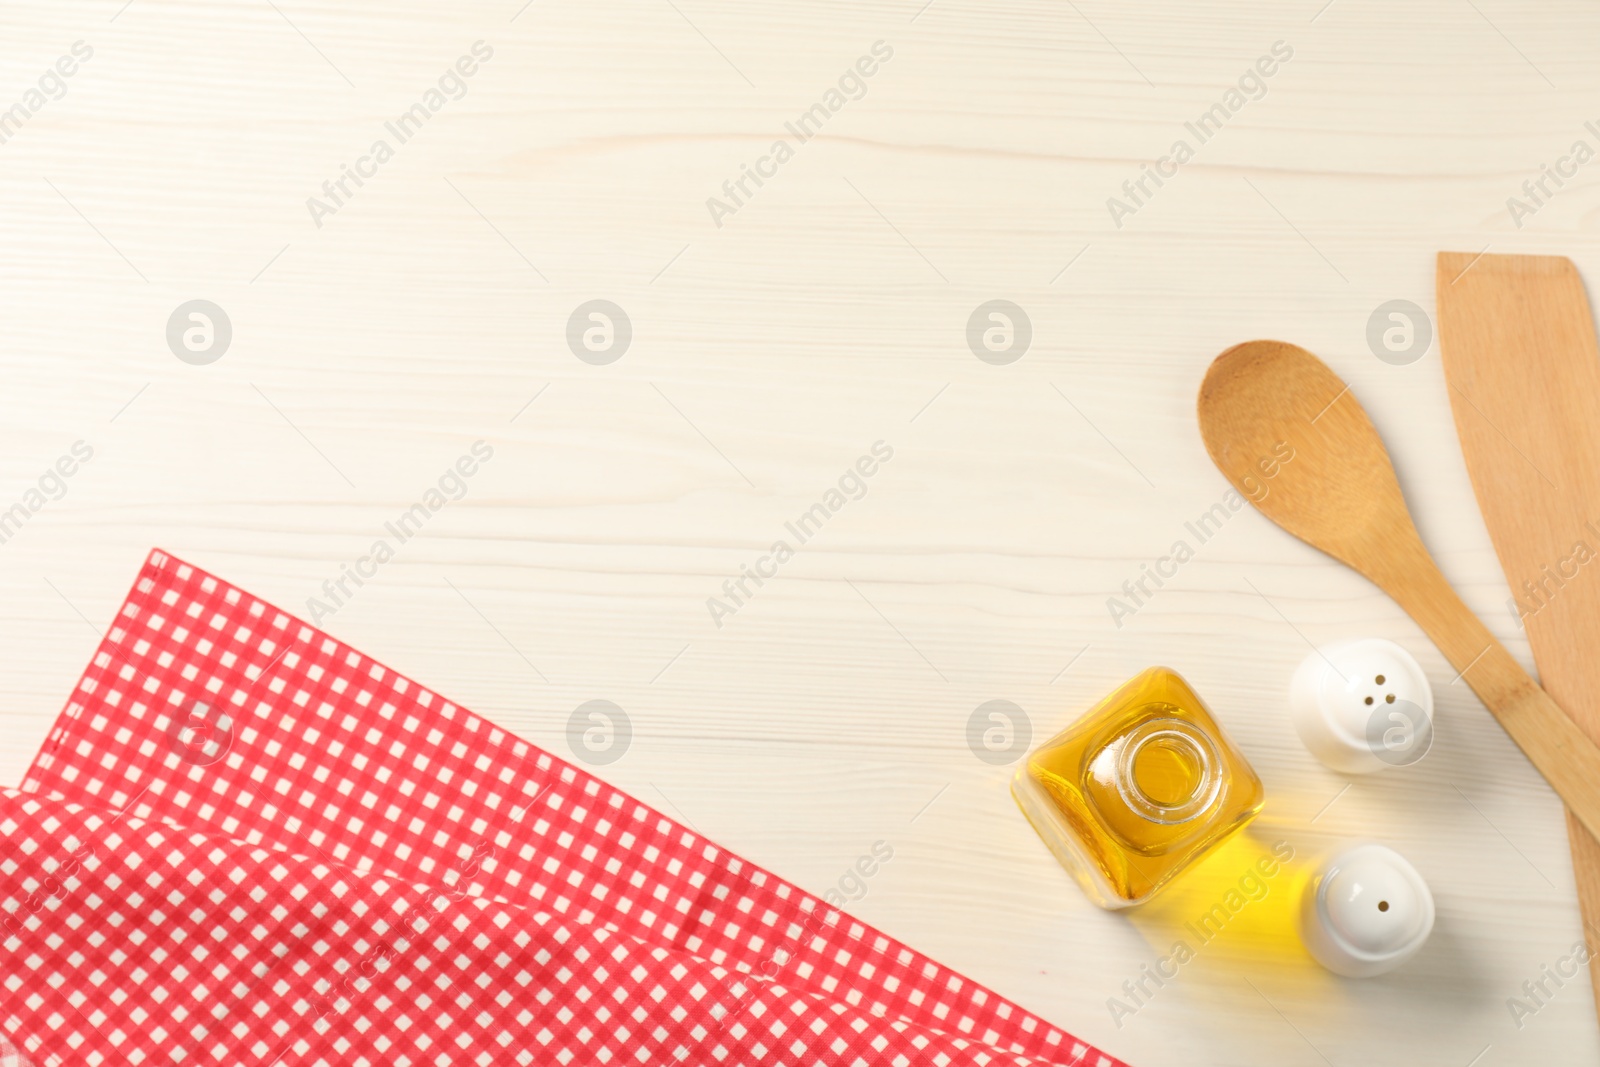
[1298,841,1434,977]
[1289,638,1434,773]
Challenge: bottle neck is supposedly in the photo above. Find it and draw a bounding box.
[1113,716,1223,825]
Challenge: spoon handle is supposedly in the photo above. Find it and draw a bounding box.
[1386,543,1600,841]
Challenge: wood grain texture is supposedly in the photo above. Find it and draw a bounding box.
[1437,251,1600,1022]
[2,0,1600,1062]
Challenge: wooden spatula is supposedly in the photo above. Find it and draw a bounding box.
[1437,250,1600,1017]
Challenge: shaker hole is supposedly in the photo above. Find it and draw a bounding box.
[1378,900,1390,912]
[1375,675,1386,684]
[1385,694,1395,703]
[1364,697,1374,705]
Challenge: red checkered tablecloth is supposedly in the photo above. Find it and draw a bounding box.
[11,550,1125,1067]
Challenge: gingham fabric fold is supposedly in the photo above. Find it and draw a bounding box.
[0,788,1079,1065]
[17,550,1125,1067]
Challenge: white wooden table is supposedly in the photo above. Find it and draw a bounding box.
[1,0,1596,1062]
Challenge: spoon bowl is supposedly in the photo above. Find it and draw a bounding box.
[1199,339,1418,584]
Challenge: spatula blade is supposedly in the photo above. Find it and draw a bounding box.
[1438,250,1600,1019]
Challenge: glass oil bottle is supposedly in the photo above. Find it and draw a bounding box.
[1012,666,1264,908]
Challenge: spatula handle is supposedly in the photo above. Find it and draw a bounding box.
[1389,546,1600,843]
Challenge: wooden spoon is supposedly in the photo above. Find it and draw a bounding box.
[1197,339,1600,842]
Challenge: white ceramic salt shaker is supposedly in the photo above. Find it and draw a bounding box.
[1298,841,1434,977]
[1289,638,1434,773]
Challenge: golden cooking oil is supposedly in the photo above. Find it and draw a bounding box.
[1012,666,1263,908]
